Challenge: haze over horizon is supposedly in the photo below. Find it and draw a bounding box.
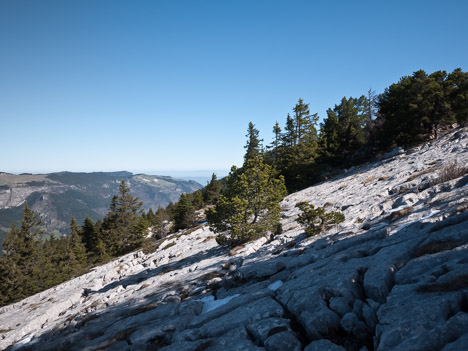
[1,0,467,174]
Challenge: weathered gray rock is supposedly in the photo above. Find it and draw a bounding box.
[264,330,302,351]
[440,333,468,351]
[304,339,346,351]
[341,312,360,332]
[204,327,265,351]
[197,297,284,339]
[246,317,292,344]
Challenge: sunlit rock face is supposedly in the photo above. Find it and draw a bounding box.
[1,128,468,351]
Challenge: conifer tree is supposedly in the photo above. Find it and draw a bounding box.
[40,234,72,287]
[0,223,24,305]
[173,193,196,231]
[0,204,44,304]
[377,69,458,147]
[203,173,222,205]
[80,216,100,257]
[320,96,367,163]
[447,68,468,125]
[275,99,320,191]
[191,190,204,209]
[207,155,287,245]
[244,122,263,163]
[282,114,296,147]
[146,208,155,224]
[293,98,315,145]
[272,121,282,149]
[152,205,170,239]
[101,180,144,256]
[70,217,87,267]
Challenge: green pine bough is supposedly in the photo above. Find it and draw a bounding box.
[207,156,287,246]
[296,201,345,236]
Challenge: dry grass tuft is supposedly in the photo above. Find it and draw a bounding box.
[138,283,150,291]
[142,239,162,254]
[229,245,245,256]
[432,160,468,185]
[200,271,224,281]
[28,302,42,311]
[77,313,99,328]
[406,166,442,182]
[362,175,376,184]
[221,261,232,270]
[386,207,414,221]
[161,241,176,250]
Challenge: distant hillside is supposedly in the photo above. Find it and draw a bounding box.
[0,171,202,243]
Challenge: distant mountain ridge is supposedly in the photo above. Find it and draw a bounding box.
[0,171,202,242]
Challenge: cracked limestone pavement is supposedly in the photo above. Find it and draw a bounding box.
[1,127,468,350]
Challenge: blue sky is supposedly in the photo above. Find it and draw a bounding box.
[1,0,467,176]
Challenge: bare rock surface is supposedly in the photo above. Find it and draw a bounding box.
[1,128,468,350]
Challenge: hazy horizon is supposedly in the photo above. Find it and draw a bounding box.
[1,0,467,173]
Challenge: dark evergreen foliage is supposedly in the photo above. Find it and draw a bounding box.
[378,69,467,148]
[296,202,345,236]
[172,193,197,231]
[202,173,222,205]
[319,96,367,164]
[101,180,145,256]
[207,155,287,246]
[244,122,263,163]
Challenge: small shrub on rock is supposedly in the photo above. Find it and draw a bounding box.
[432,160,468,185]
[296,202,345,236]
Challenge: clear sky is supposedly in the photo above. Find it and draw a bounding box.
[1,0,467,176]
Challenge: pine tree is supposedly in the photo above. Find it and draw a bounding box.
[0,223,24,305]
[191,190,204,209]
[173,193,196,231]
[146,208,155,224]
[70,217,87,268]
[101,180,144,256]
[377,69,458,147]
[152,206,170,239]
[80,216,99,256]
[447,68,468,126]
[244,122,263,163]
[203,173,222,205]
[293,98,314,145]
[0,204,44,304]
[320,96,367,163]
[282,114,296,147]
[275,99,320,191]
[207,156,287,245]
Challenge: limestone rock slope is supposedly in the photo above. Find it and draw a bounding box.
[1,128,468,351]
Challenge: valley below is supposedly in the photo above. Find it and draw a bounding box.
[0,171,202,243]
